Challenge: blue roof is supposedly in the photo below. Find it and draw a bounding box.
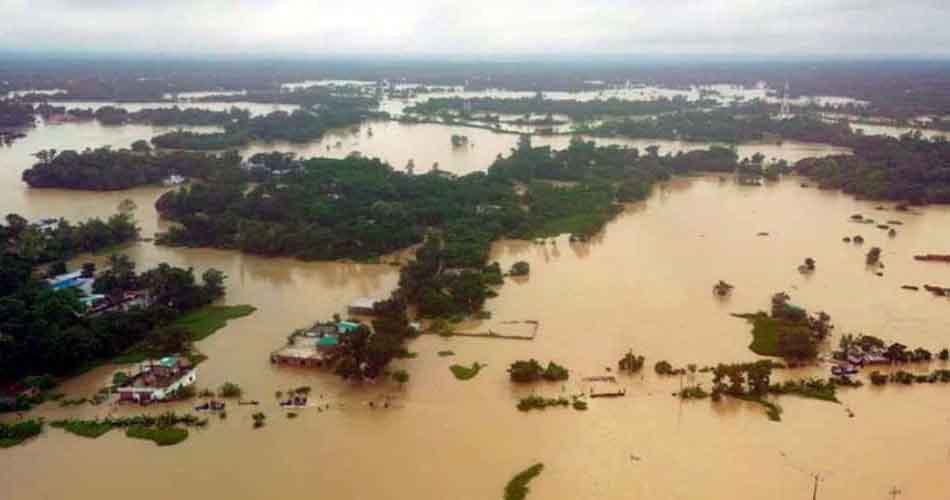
[337,321,360,333]
[317,336,340,346]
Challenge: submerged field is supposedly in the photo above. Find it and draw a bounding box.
[2,106,950,499]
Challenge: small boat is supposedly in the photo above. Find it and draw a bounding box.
[238,400,259,406]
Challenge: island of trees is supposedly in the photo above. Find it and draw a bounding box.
[149,105,381,150]
[22,148,243,190]
[406,94,712,120]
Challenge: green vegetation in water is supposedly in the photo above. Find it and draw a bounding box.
[173,304,257,341]
[218,382,243,398]
[508,359,571,383]
[618,350,646,373]
[252,412,266,429]
[449,362,485,381]
[504,463,545,500]
[0,419,44,448]
[734,292,832,360]
[51,413,204,444]
[517,394,587,412]
[125,425,189,446]
[734,395,784,422]
[51,419,114,438]
[437,350,456,357]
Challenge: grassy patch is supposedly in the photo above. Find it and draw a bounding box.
[0,420,44,448]
[125,426,189,446]
[734,313,811,358]
[504,463,545,500]
[173,304,257,341]
[51,420,113,438]
[450,362,485,381]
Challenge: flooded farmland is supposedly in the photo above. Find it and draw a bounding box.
[1,107,950,500]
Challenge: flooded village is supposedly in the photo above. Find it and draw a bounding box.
[2,61,950,499]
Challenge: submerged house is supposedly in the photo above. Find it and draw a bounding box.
[116,357,197,404]
[347,297,380,316]
[270,321,362,368]
[82,290,151,316]
[47,271,94,294]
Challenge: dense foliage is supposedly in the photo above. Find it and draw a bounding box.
[151,106,379,150]
[794,133,950,204]
[22,148,243,190]
[0,212,139,268]
[0,98,35,128]
[586,109,852,144]
[75,105,249,126]
[407,95,710,120]
[0,250,228,383]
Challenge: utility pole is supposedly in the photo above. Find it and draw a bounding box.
[811,473,821,500]
[888,486,902,500]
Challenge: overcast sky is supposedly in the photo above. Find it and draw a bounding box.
[1,0,948,57]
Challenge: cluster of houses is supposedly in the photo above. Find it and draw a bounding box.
[270,320,363,368]
[831,349,890,377]
[47,271,152,317]
[115,356,197,404]
[269,297,383,368]
[240,158,304,177]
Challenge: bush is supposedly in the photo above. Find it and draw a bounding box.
[252,412,266,429]
[218,382,242,398]
[509,261,531,277]
[393,369,410,385]
[542,362,569,381]
[508,359,543,383]
[654,360,674,375]
[618,351,645,373]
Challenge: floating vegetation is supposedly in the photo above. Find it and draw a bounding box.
[125,425,189,446]
[504,463,544,500]
[437,350,456,357]
[450,362,485,381]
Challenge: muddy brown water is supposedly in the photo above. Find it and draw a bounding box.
[1,118,950,500]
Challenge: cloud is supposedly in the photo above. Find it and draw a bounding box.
[0,0,947,56]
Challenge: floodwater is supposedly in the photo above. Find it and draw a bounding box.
[2,112,950,500]
[242,120,850,176]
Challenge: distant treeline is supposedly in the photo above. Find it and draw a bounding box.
[406,95,712,120]
[66,105,250,126]
[585,109,854,144]
[0,99,35,128]
[150,106,380,150]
